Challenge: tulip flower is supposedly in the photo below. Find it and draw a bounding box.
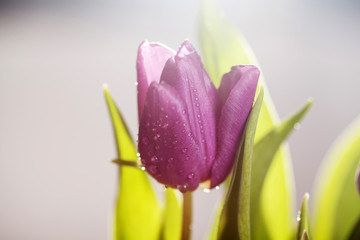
[137,40,259,192]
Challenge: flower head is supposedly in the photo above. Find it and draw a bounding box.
[137,40,259,192]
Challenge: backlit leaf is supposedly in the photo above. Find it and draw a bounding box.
[312,116,360,240]
[297,193,311,240]
[250,100,312,239]
[217,88,264,240]
[104,85,162,240]
[162,188,182,240]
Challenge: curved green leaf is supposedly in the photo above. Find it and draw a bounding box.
[162,188,182,240]
[104,85,162,240]
[297,193,311,240]
[312,116,360,240]
[217,88,264,240]
[347,216,360,240]
[250,100,312,239]
[199,1,295,239]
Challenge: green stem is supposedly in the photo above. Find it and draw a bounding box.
[181,191,192,240]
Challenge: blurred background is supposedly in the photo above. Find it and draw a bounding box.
[0,0,360,239]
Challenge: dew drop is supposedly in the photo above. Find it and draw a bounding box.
[168,157,174,162]
[296,211,301,221]
[197,114,201,118]
[172,140,178,145]
[215,186,220,190]
[185,156,190,161]
[175,120,179,125]
[150,156,158,163]
[148,165,158,174]
[182,110,186,114]
[142,137,149,145]
[140,166,146,171]
[182,148,188,153]
[294,123,301,130]
[178,184,188,192]
[136,153,141,157]
[203,188,210,193]
[196,103,200,107]
[152,128,156,132]
[187,172,195,179]
[134,82,138,86]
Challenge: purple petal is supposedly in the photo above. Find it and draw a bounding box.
[160,41,218,180]
[138,82,206,192]
[357,162,360,196]
[210,65,259,188]
[136,40,175,119]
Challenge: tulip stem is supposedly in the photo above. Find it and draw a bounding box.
[181,191,192,240]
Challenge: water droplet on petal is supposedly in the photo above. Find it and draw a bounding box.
[182,110,186,114]
[140,166,146,171]
[148,165,158,174]
[187,172,195,179]
[215,186,220,190]
[136,153,141,157]
[142,137,149,145]
[134,82,138,86]
[150,156,158,163]
[182,148,188,153]
[203,188,210,193]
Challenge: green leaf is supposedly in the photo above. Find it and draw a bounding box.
[347,216,360,240]
[104,85,162,240]
[312,116,360,240]
[301,231,309,240]
[200,1,295,239]
[162,188,182,240]
[217,88,264,240]
[297,193,311,240]
[250,100,312,239]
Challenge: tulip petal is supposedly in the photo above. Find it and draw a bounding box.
[160,41,218,180]
[138,82,204,192]
[210,65,259,187]
[137,40,175,119]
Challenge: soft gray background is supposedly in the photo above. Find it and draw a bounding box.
[0,0,359,239]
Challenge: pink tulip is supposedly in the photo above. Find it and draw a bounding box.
[137,40,259,192]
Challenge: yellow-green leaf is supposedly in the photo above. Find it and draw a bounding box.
[104,85,162,240]
[297,193,311,240]
[199,1,295,239]
[347,216,360,240]
[312,116,360,240]
[250,100,312,239]
[217,88,264,240]
[162,188,182,240]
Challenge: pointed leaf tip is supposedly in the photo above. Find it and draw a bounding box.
[297,193,310,240]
